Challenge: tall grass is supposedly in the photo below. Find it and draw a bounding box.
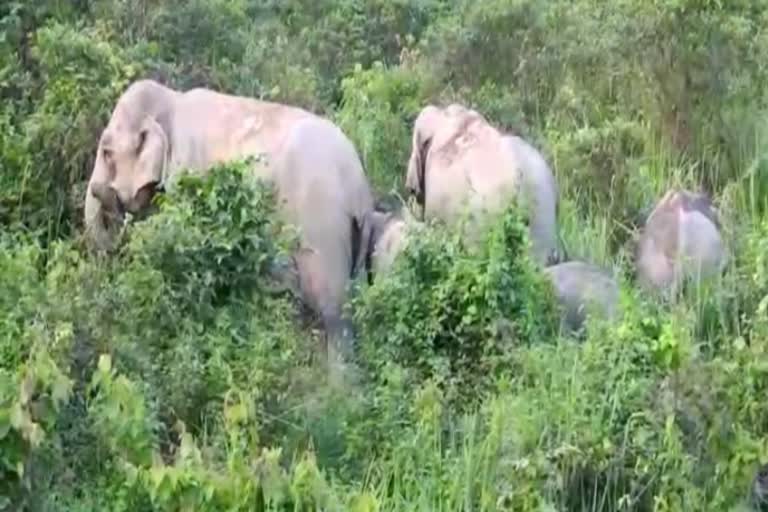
[3,1,768,510]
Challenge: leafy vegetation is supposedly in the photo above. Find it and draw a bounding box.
[2,0,768,510]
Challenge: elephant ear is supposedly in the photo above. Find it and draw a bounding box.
[129,82,176,193]
[681,190,721,230]
[152,106,175,189]
[405,106,438,206]
[353,209,387,286]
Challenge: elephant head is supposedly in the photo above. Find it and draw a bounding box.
[406,104,487,217]
[360,209,395,283]
[84,80,178,251]
[362,204,416,281]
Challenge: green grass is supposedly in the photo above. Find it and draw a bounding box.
[3,1,768,510]
[2,99,767,512]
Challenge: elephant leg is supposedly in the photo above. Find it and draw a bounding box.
[294,247,356,366]
[322,310,357,365]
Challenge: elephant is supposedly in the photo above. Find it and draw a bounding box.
[83,79,375,366]
[634,188,727,296]
[502,134,562,265]
[543,260,621,334]
[404,103,561,264]
[363,205,417,279]
[751,463,768,510]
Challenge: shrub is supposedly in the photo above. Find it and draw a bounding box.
[1,21,142,241]
[225,19,325,113]
[353,203,559,409]
[0,234,74,508]
[85,159,306,434]
[0,160,317,507]
[336,62,427,193]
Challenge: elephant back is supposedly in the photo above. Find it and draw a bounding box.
[544,261,620,333]
[635,188,727,293]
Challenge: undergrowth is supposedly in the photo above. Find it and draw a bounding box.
[3,1,768,510]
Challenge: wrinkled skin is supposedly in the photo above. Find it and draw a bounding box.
[634,189,727,296]
[84,79,375,365]
[405,103,561,264]
[543,260,620,334]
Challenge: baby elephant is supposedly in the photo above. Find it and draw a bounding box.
[635,189,727,296]
[363,207,414,280]
[543,261,621,335]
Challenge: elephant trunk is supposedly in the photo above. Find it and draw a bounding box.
[551,228,569,266]
[352,211,375,284]
[83,160,124,252]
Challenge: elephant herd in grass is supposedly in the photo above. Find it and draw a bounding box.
[84,79,729,368]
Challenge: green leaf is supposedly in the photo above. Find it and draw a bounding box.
[97,354,112,374]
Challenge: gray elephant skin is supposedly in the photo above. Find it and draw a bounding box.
[84,79,375,361]
[634,188,727,296]
[543,261,621,334]
[404,103,561,265]
[363,206,416,279]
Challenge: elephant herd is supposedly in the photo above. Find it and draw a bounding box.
[84,79,729,368]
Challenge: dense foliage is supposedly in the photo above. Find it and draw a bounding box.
[2,0,768,510]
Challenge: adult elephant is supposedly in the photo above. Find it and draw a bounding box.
[83,79,375,366]
[404,103,561,265]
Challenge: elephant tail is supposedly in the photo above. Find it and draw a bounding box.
[553,227,569,265]
[351,210,375,285]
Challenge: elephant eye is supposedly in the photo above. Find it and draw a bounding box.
[136,130,148,154]
[102,148,113,165]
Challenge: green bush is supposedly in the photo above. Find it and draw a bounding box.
[0,234,73,508]
[336,62,427,193]
[353,203,559,408]
[1,21,142,241]
[225,18,325,112]
[0,160,319,507]
[87,159,305,435]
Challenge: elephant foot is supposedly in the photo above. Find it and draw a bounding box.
[322,316,362,389]
[325,345,363,392]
